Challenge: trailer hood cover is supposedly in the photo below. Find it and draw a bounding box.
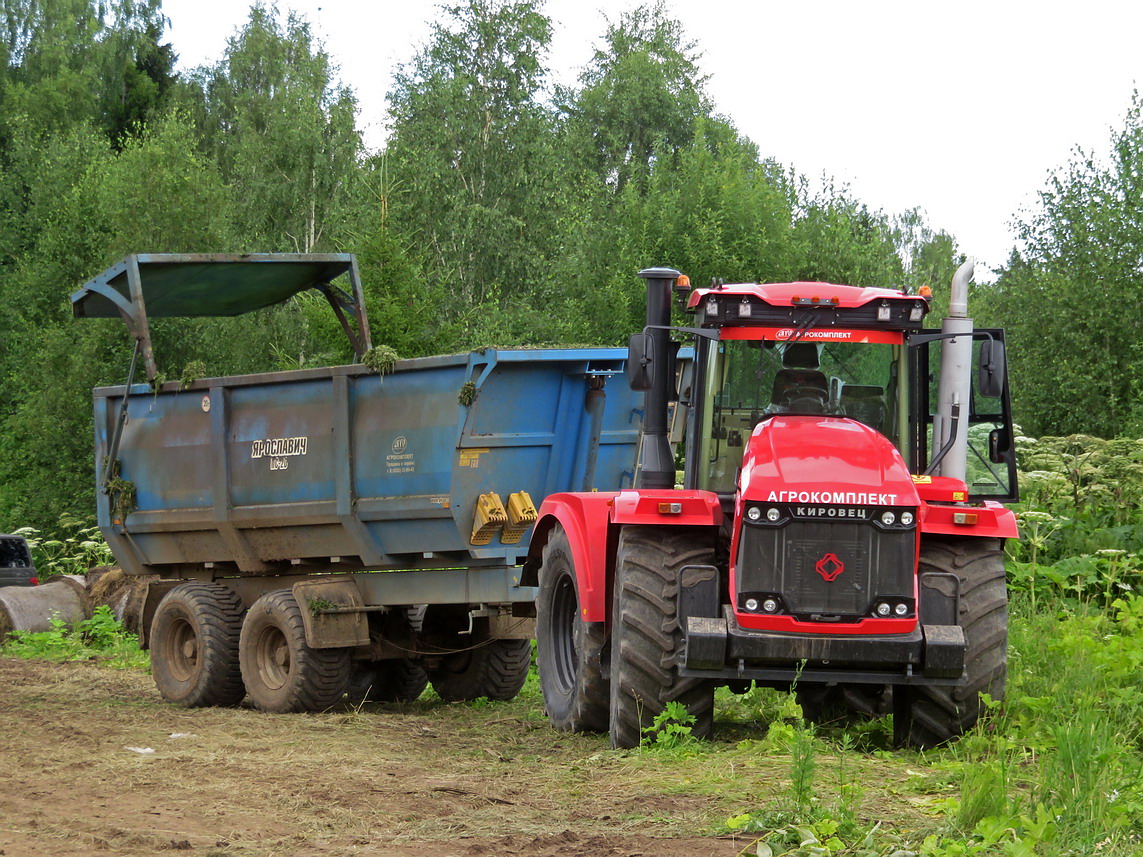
[70,253,356,318]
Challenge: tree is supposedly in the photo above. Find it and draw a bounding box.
[789,180,904,288]
[986,92,1143,437]
[1,0,174,144]
[562,1,710,194]
[185,2,366,252]
[384,0,561,322]
[0,114,243,530]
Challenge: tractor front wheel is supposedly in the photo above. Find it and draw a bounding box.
[905,537,1008,748]
[609,527,715,749]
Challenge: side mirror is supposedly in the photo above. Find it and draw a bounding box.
[978,338,1006,399]
[627,332,656,392]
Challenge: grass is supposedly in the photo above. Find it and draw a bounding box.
[3,589,1142,855]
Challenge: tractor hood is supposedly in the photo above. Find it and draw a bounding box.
[739,416,919,509]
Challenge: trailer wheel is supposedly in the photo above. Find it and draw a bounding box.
[347,659,429,703]
[535,525,609,732]
[429,638,531,702]
[906,537,1008,748]
[150,583,245,707]
[609,527,715,749]
[240,590,351,713]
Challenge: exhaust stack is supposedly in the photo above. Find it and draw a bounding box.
[933,259,975,484]
[634,267,680,490]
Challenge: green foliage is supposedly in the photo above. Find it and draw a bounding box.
[985,91,1143,437]
[1,604,146,669]
[1007,433,1143,606]
[385,0,560,335]
[639,699,697,750]
[12,516,112,576]
[361,345,399,374]
[562,0,710,194]
[184,1,366,253]
[0,0,173,145]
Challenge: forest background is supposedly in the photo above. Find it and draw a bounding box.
[0,0,1140,533]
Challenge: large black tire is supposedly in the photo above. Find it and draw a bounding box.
[429,638,531,702]
[239,590,351,713]
[609,527,715,749]
[535,525,609,732]
[906,537,1008,748]
[150,582,245,707]
[347,659,429,703]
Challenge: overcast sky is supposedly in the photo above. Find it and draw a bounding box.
[161,0,1143,282]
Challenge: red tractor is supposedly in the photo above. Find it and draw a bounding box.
[526,263,1018,748]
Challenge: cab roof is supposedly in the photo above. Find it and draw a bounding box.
[686,281,915,310]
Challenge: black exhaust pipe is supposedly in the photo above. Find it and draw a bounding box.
[636,267,680,490]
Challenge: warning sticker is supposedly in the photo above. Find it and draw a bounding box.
[911,475,933,484]
[459,448,490,469]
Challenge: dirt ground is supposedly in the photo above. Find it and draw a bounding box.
[0,657,934,857]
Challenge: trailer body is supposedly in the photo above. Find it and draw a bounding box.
[94,348,639,579]
[74,255,642,711]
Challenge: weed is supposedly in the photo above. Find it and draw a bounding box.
[180,359,208,388]
[640,700,697,750]
[362,345,399,374]
[14,516,114,577]
[307,597,339,616]
[1,605,146,670]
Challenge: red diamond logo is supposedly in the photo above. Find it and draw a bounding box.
[815,552,845,582]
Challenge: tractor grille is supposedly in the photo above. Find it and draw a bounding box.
[736,512,915,621]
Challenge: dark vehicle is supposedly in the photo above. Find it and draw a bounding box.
[0,535,37,588]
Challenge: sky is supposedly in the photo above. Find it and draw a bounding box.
[160,0,1143,282]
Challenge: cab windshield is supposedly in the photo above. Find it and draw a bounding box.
[696,337,908,492]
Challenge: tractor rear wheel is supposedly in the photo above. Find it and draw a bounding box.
[906,537,1008,748]
[535,525,609,732]
[429,638,531,702]
[150,583,245,707]
[609,527,715,749]
[239,590,351,713]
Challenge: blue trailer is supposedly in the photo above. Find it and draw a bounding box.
[72,254,641,712]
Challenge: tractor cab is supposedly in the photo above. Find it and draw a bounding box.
[677,279,1018,503]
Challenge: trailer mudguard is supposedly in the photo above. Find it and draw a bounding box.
[526,490,722,623]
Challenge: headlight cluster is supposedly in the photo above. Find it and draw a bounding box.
[874,600,912,618]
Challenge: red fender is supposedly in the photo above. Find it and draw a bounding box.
[526,492,617,623]
[921,501,1018,539]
